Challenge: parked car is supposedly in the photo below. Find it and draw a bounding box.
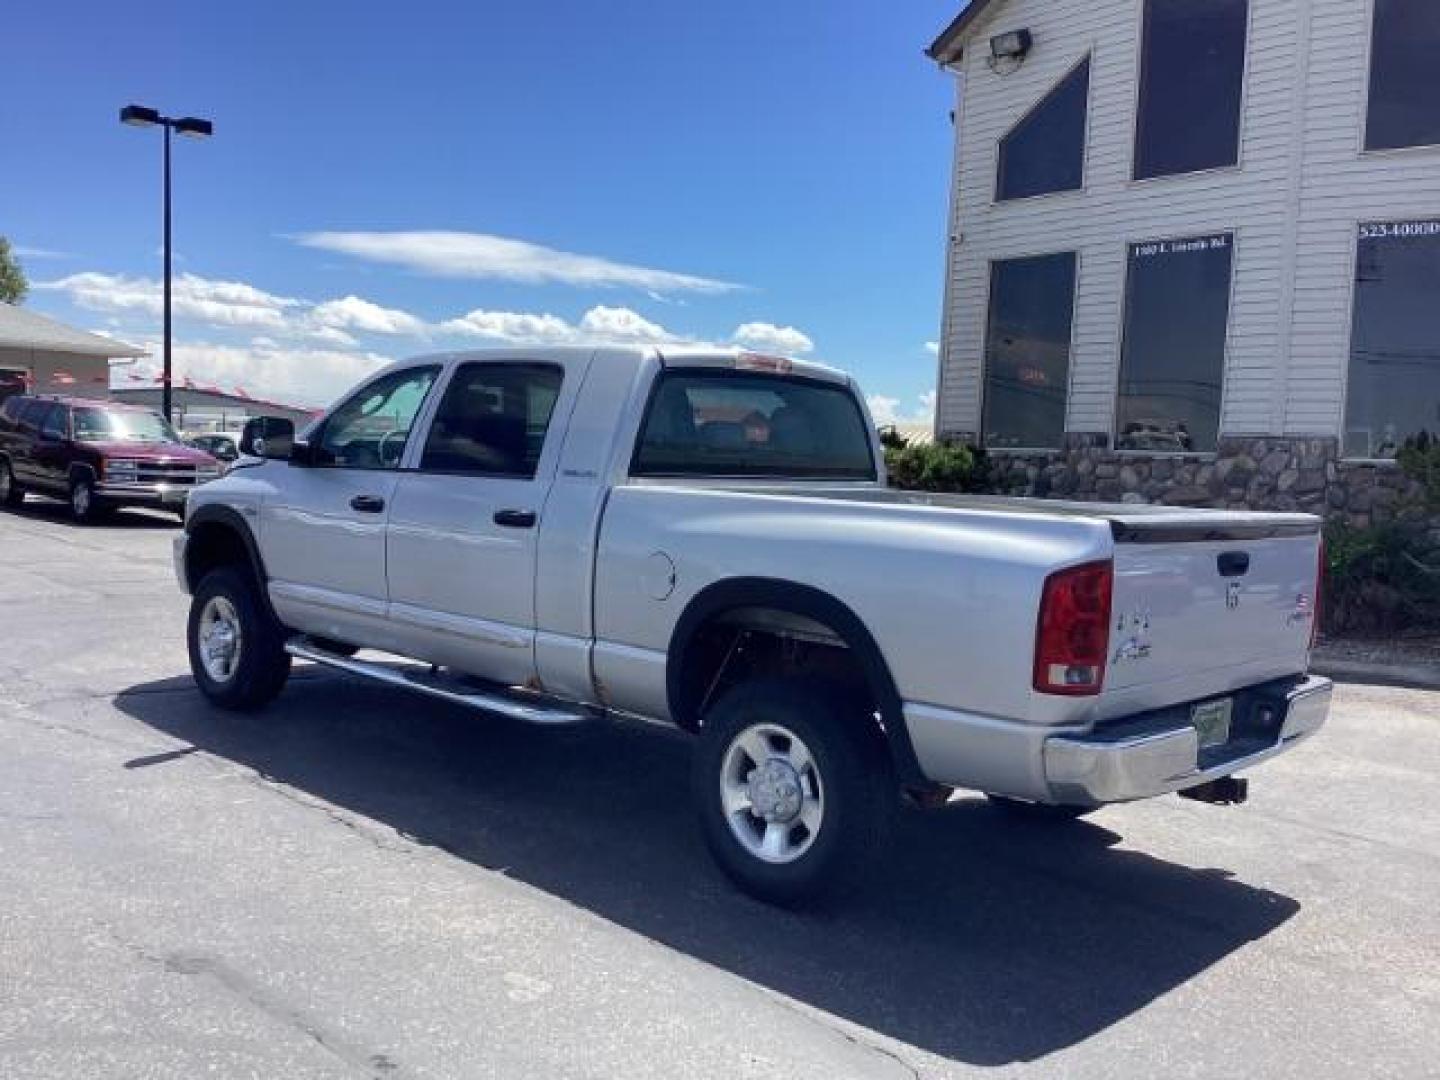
[185,431,243,470]
[174,347,1330,904]
[0,395,222,522]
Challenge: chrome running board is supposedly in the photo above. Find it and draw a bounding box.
[285,637,594,726]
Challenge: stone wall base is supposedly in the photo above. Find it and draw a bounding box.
[972,435,1435,533]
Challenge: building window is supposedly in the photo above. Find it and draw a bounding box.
[1344,220,1440,459]
[1116,233,1233,452]
[996,57,1090,201]
[982,252,1077,449]
[1365,0,1440,151]
[1133,0,1248,181]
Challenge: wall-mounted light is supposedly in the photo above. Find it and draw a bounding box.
[990,29,1033,62]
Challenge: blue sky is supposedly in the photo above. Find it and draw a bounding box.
[4,0,960,422]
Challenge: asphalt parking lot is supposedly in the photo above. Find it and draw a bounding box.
[1,500,1437,1079]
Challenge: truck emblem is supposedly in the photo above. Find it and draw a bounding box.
[1113,608,1152,663]
[1226,581,1243,610]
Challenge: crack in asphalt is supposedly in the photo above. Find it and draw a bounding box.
[763,991,924,1080]
[109,932,402,1078]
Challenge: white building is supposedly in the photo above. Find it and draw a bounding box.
[927,0,1440,512]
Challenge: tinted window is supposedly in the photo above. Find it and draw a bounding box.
[633,372,875,480]
[1366,0,1440,151]
[1344,220,1440,458]
[1134,0,1247,180]
[39,405,67,440]
[18,400,49,432]
[982,252,1077,449]
[1116,233,1233,452]
[997,57,1089,201]
[316,366,438,469]
[420,363,563,477]
[0,394,26,427]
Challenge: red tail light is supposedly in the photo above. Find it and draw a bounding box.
[1311,536,1325,650]
[1034,560,1113,695]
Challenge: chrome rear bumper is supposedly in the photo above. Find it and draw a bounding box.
[1043,675,1332,804]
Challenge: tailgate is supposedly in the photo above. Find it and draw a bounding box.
[1107,521,1321,697]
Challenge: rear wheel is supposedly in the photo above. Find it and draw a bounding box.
[187,566,291,710]
[0,459,23,508]
[694,678,895,906]
[985,794,1095,822]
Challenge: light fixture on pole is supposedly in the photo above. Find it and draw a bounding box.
[119,104,213,422]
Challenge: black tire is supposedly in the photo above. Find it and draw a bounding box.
[693,678,896,907]
[985,794,1095,822]
[0,458,23,508]
[68,474,103,524]
[187,566,292,710]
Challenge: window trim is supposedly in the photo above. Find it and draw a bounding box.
[1129,0,1252,184]
[992,52,1094,205]
[1110,229,1240,455]
[977,249,1082,452]
[628,369,878,482]
[412,360,566,480]
[307,362,443,472]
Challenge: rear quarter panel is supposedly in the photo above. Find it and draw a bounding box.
[591,485,1113,723]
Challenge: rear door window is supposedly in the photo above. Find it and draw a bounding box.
[420,363,564,478]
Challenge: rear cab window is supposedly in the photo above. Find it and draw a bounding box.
[632,370,876,480]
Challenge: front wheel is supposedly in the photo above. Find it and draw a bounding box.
[187,566,291,710]
[693,678,895,906]
[69,475,103,524]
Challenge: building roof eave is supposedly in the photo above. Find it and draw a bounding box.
[926,0,1006,65]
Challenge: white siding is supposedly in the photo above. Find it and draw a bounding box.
[936,0,1440,444]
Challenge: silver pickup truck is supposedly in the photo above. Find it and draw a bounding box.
[175,346,1330,904]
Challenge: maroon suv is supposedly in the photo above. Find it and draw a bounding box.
[0,395,221,523]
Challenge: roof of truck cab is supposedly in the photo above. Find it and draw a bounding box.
[388,345,851,385]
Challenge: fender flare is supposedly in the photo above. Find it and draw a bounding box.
[184,504,279,622]
[666,576,924,785]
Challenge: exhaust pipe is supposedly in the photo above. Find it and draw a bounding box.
[1178,777,1249,806]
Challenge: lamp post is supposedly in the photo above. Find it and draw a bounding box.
[120,105,212,423]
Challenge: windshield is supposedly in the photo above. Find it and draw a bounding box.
[632,371,876,480]
[73,407,180,444]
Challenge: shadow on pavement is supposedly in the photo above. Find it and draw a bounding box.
[5,498,180,530]
[116,669,1299,1066]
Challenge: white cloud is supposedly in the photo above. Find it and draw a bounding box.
[42,271,301,330]
[12,245,70,259]
[924,341,939,356]
[310,294,426,336]
[441,303,686,347]
[120,336,391,406]
[731,321,814,355]
[294,230,740,294]
[867,389,936,428]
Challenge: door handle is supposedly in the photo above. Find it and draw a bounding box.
[350,494,386,513]
[1217,551,1250,577]
[493,508,537,529]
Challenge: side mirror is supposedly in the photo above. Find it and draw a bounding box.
[240,416,295,460]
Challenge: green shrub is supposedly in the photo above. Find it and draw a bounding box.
[1323,519,1440,635]
[884,438,985,492]
[1396,431,1440,510]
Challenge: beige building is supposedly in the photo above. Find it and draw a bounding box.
[0,303,146,403]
